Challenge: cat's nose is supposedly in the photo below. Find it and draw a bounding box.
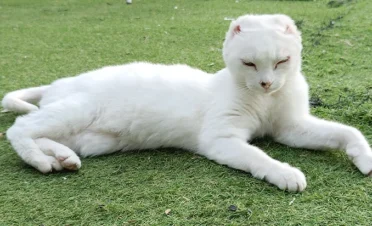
[260,81,272,89]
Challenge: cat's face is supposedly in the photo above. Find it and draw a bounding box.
[223,14,302,94]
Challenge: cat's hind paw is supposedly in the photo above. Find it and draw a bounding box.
[33,155,63,173]
[35,138,82,172]
[57,155,81,171]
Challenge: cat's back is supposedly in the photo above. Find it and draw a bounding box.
[81,62,213,111]
[40,62,212,106]
[94,62,212,90]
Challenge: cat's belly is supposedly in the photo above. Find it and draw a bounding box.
[56,114,202,157]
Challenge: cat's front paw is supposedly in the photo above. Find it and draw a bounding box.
[265,163,307,192]
[352,153,372,176]
[347,143,372,175]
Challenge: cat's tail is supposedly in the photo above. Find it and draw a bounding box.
[2,85,50,113]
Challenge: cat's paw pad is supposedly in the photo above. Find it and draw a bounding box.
[57,155,81,171]
[266,163,307,192]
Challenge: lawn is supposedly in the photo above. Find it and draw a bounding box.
[0,0,371,225]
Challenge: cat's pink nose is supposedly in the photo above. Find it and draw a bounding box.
[260,81,272,89]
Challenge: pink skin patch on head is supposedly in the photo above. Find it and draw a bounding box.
[233,25,241,35]
[285,25,292,34]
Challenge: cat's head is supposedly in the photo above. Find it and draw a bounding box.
[222,14,302,94]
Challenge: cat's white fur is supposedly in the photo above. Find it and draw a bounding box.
[3,14,372,191]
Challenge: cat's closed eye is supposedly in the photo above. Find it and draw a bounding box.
[241,60,257,70]
[274,56,290,69]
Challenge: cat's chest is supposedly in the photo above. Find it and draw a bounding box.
[229,96,276,138]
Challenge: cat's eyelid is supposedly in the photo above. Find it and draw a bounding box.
[274,56,290,69]
[277,56,290,64]
[241,60,257,70]
[241,59,254,64]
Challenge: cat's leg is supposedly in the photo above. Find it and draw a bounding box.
[274,115,372,175]
[6,123,61,173]
[77,132,120,157]
[5,130,64,173]
[35,138,81,170]
[198,137,307,191]
[6,99,89,173]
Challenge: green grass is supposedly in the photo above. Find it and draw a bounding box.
[0,0,371,225]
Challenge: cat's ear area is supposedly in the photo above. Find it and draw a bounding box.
[225,20,242,41]
[233,25,241,35]
[225,14,301,41]
[273,14,302,40]
[223,20,242,62]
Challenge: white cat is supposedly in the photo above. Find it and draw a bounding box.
[2,14,371,192]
